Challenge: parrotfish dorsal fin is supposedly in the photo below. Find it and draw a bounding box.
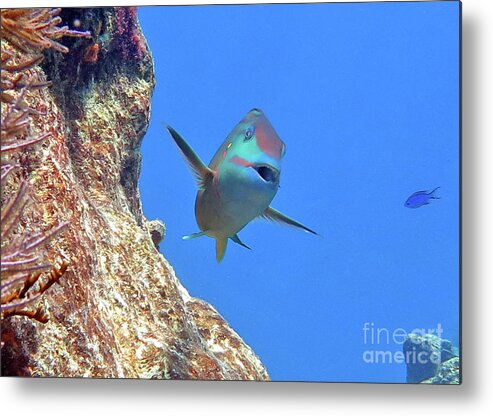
[165,124,213,189]
[260,207,319,235]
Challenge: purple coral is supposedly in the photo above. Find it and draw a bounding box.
[114,7,145,61]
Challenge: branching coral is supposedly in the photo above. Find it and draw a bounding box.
[0,8,90,53]
[1,259,69,323]
[1,8,90,323]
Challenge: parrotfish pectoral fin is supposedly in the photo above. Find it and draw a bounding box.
[165,124,214,189]
[215,238,228,262]
[183,231,208,240]
[260,207,319,236]
[230,234,252,250]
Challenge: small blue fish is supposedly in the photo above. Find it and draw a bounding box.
[405,187,440,208]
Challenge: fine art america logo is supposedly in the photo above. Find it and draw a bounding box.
[362,322,444,365]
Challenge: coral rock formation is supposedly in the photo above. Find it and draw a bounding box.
[1,8,90,328]
[403,333,459,384]
[1,7,269,380]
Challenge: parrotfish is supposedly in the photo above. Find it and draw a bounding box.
[405,187,440,208]
[166,108,317,262]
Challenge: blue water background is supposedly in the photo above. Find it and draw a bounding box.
[138,1,460,382]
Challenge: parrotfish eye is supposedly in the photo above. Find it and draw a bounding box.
[244,126,254,141]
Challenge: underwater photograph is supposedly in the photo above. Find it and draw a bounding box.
[1,1,460,383]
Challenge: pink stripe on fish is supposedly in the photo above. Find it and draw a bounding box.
[254,117,284,160]
[230,155,253,167]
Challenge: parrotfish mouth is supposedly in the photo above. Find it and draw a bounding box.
[251,163,279,183]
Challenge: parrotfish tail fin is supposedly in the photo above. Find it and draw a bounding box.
[260,207,319,236]
[430,186,441,199]
[165,123,214,189]
[183,231,208,240]
[215,238,228,263]
[230,234,252,250]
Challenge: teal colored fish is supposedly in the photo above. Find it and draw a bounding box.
[166,108,317,262]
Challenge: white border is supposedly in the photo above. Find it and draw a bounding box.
[2,0,492,414]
